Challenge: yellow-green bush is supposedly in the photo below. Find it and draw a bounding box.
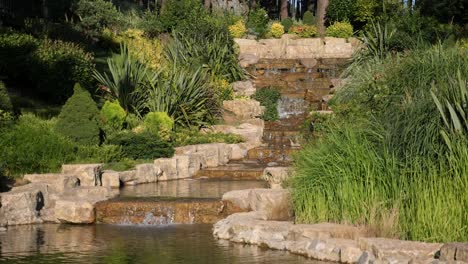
[326,21,354,38]
[229,20,247,39]
[143,112,174,140]
[113,29,162,70]
[101,100,126,136]
[289,24,318,38]
[269,22,285,38]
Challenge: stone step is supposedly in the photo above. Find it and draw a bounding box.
[193,161,266,180]
[95,197,244,225]
[247,146,301,164]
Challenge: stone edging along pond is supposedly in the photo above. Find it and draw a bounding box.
[0,119,264,226]
[214,188,468,264]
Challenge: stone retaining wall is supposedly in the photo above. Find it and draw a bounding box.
[0,120,264,226]
[215,189,468,264]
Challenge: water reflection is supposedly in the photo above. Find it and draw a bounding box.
[119,179,267,198]
[0,224,325,264]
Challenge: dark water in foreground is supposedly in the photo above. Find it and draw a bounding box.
[0,224,323,264]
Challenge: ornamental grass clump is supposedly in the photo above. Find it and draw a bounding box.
[292,44,468,243]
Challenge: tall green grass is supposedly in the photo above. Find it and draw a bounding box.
[292,44,468,242]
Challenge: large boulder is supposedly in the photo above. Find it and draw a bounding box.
[101,171,121,189]
[439,243,468,262]
[154,158,178,181]
[358,237,442,262]
[208,121,264,146]
[23,173,80,193]
[232,80,256,97]
[248,189,293,221]
[223,99,264,121]
[53,186,117,224]
[61,164,103,186]
[54,199,95,224]
[262,167,291,189]
[0,183,49,225]
[222,188,293,221]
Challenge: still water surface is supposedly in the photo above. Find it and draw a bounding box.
[0,224,325,264]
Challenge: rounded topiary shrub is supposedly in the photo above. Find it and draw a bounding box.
[101,100,126,135]
[303,11,316,25]
[281,18,293,32]
[229,20,247,38]
[106,131,174,160]
[326,21,354,38]
[270,22,285,38]
[55,83,100,145]
[143,112,174,140]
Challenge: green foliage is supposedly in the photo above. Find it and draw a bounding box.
[165,30,244,83]
[293,45,468,242]
[326,0,356,23]
[229,20,247,38]
[326,21,353,38]
[281,18,294,32]
[159,0,205,33]
[289,24,318,38]
[0,32,38,79]
[74,0,125,38]
[354,0,377,24]
[302,11,315,25]
[101,100,126,136]
[0,81,12,112]
[94,44,151,114]
[138,10,164,37]
[146,65,217,127]
[55,84,101,145]
[0,31,94,104]
[143,112,174,140]
[247,8,269,37]
[106,131,174,160]
[360,21,396,59]
[33,39,95,103]
[75,144,124,164]
[269,22,285,38]
[172,129,244,147]
[253,87,281,121]
[0,114,76,177]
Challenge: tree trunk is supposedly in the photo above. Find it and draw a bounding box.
[204,0,211,10]
[280,0,288,19]
[316,0,328,35]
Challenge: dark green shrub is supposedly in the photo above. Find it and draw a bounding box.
[74,0,125,38]
[100,100,126,136]
[55,83,101,145]
[326,21,354,38]
[0,114,76,177]
[0,32,39,79]
[0,81,12,112]
[138,10,164,37]
[253,87,281,121]
[0,31,95,104]
[326,0,356,24]
[281,18,294,32]
[302,11,315,25]
[159,0,205,33]
[106,131,174,160]
[33,39,95,103]
[247,8,269,37]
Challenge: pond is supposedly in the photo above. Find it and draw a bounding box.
[0,224,325,264]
